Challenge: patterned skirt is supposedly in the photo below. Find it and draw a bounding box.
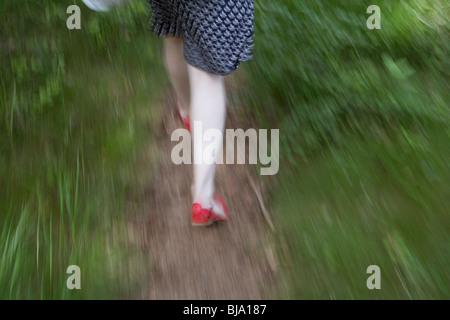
[148,0,254,75]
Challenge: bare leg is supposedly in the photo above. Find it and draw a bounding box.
[163,37,190,116]
[187,64,226,209]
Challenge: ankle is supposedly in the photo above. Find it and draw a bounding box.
[193,194,214,209]
[177,100,190,117]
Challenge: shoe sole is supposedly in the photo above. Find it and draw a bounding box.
[191,220,214,227]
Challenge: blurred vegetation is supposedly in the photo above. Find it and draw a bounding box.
[245,0,449,159]
[241,0,449,299]
[1,0,449,300]
[0,0,165,298]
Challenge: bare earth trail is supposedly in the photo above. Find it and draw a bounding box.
[124,94,278,299]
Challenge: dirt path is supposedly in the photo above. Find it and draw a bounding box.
[125,93,277,299]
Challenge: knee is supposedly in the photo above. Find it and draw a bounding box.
[163,37,184,67]
[188,65,223,87]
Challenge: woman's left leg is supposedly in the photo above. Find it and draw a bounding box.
[163,37,190,118]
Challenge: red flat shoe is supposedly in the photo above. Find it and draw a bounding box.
[191,194,228,227]
[209,194,228,221]
[177,100,190,132]
[180,113,190,132]
[191,203,213,227]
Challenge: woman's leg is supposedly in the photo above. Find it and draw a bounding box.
[163,36,226,218]
[163,37,190,116]
[187,64,226,210]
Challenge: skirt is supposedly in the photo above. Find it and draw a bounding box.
[148,0,254,75]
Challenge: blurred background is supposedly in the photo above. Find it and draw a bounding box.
[0,0,448,299]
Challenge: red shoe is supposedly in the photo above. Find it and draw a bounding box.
[177,100,190,132]
[191,194,228,227]
[180,114,190,132]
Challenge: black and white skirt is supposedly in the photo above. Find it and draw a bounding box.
[148,0,254,75]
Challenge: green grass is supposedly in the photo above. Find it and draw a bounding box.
[1,0,167,299]
[271,128,449,299]
[1,0,449,300]
[240,0,450,299]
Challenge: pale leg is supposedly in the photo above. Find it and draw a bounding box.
[163,37,190,116]
[187,64,226,208]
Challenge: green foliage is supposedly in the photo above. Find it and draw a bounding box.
[246,0,449,160]
[243,0,450,299]
[1,0,448,300]
[0,1,151,142]
[0,0,163,299]
[273,129,450,299]
[1,2,64,141]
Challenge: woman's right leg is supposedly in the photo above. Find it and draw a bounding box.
[163,37,227,224]
[187,64,227,221]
